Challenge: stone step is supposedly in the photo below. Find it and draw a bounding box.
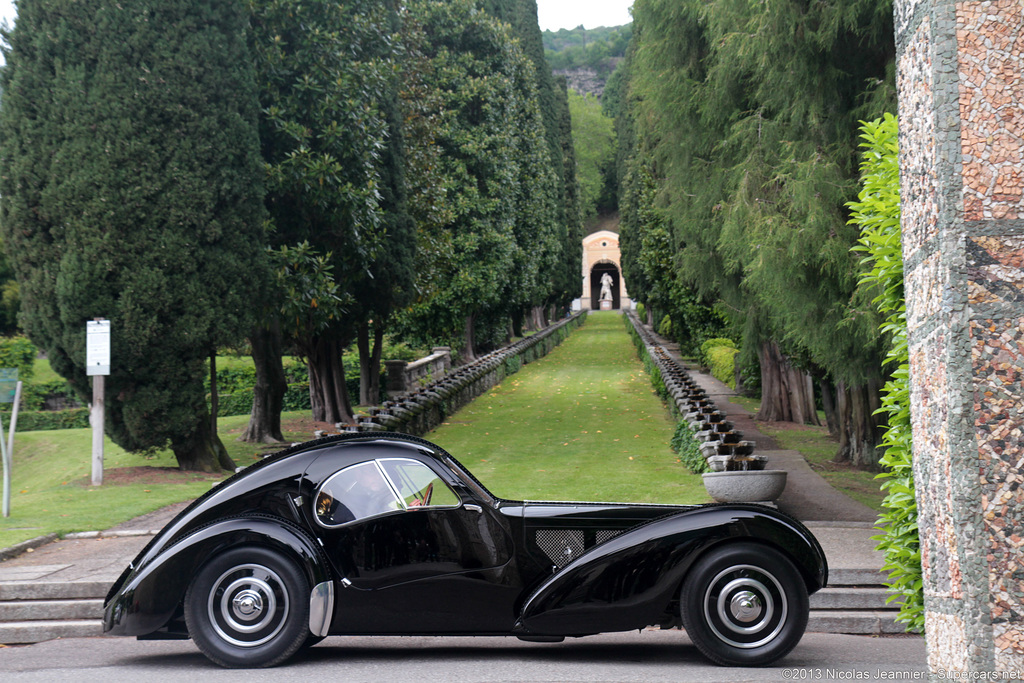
[0,580,110,601]
[807,610,907,636]
[811,587,899,610]
[0,619,104,644]
[0,598,104,621]
[828,568,891,587]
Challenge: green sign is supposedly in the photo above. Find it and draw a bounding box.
[0,369,17,404]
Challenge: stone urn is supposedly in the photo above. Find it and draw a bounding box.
[702,469,788,503]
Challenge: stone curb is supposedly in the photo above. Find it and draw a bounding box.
[0,529,157,563]
[63,529,159,540]
[0,534,58,563]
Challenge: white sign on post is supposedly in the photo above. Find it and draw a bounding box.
[87,320,111,376]
[87,320,110,486]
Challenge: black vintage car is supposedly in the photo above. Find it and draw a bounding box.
[103,433,827,669]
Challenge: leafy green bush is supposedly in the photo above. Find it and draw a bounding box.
[699,337,735,364]
[0,336,36,382]
[699,338,739,388]
[657,314,673,339]
[636,302,646,322]
[849,114,921,632]
[707,346,740,389]
[214,383,312,418]
[17,380,80,411]
[14,408,90,431]
[671,420,708,474]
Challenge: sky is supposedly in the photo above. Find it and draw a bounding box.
[536,0,632,31]
[0,1,633,33]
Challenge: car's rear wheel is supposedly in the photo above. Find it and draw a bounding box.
[185,546,310,668]
[680,542,808,666]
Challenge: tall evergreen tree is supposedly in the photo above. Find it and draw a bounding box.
[396,0,528,359]
[480,0,582,324]
[0,0,268,471]
[246,0,401,426]
[624,0,895,466]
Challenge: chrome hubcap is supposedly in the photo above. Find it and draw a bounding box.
[209,563,288,647]
[730,590,763,623]
[232,589,264,619]
[703,564,787,649]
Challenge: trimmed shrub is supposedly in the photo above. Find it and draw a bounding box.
[14,408,90,432]
[699,337,736,365]
[657,314,673,339]
[700,338,739,389]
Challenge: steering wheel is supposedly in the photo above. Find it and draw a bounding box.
[419,482,433,506]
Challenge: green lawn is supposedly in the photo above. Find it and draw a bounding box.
[428,312,711,505]
[0,412,312,548]
[0,315,715,550]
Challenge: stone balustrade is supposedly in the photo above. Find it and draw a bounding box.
[384,347,452,397]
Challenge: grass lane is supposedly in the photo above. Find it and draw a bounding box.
[428,312,710,505]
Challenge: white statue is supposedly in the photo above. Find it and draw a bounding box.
[599,272,614,301]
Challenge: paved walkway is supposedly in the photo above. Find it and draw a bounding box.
[643,322,880,525]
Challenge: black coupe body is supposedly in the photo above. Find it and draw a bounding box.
[103,433,827,668]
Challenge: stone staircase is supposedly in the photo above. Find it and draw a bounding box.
[0,569,906,644]
[0,580,107,644]
[809,568,904,635]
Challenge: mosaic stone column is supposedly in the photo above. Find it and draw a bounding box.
[896,0,1024,674]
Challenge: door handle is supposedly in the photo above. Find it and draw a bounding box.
[464,504,483,513]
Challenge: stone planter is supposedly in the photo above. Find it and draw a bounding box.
[702,470,788,503]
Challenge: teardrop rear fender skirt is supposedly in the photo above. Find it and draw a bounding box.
[103,516,333,638]
[516,505,826,636]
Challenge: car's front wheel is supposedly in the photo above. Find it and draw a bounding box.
[184,546,310,668]
[680,542,809,666]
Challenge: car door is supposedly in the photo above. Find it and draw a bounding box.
[312,457,519,633]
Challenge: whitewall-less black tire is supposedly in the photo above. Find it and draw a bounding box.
[184,546,310,668]
[681,542,809,666]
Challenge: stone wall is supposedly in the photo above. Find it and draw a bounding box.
[349,313,586,437]
[896,0,1024,673]
[384,347,452,397]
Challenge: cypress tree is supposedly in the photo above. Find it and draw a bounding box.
[0,0,267,471]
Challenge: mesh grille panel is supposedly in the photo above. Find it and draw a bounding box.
[596,529,622,545]
[536,529,585,568]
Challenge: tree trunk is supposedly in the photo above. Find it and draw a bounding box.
[511,310,525,338]
[819,376,839,438]
[308,333,354,424]
[833,379,885,470]
[461,314,477,363]
[173,404,236,472]
[210,351,218,437]
[756,340,821,425]
[531,305,546,330]
[357,322,386,407]
[239,322,287,443]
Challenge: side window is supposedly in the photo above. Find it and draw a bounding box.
[379,459,460,509]
[315,461,402,527]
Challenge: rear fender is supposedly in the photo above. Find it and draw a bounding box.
[516,505,827,636]
[103,516,333,638]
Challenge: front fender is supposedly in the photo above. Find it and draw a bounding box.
[103,516,333,638]
[516,505,827,636]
